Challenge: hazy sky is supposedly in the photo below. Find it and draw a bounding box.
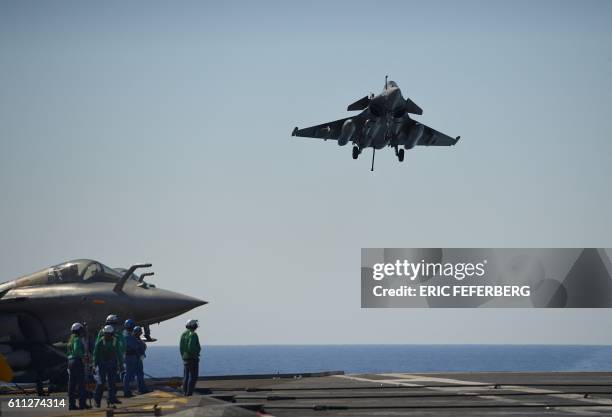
[1,1,612,345]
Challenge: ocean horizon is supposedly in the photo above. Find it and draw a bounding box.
[143,344,612,378]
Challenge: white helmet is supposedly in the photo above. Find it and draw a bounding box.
[71,322,83,332]
[185,319,199,329]
[103,324,115,334]
[105,314,119,324]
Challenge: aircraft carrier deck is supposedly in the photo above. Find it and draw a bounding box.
[4,370,612,416]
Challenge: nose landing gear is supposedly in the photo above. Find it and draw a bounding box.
[352,146,360,160]
[394,146,405,162]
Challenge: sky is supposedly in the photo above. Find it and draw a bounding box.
[1,0,612,345]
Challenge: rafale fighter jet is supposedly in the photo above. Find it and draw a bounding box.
[292,77,460,170]
[0,259,206,383]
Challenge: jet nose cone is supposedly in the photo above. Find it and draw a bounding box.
[169,291,207,312]
[140,289,207,323]
[185,294,208,309]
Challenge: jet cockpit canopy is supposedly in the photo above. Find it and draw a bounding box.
[48,259,122,284]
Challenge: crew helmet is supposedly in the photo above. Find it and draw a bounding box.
[185,319,199,329]
[124,319,135,329]
[103,324,115,334]
[133,326,142,336]
[71,322,83,332]
[105,314,119,324]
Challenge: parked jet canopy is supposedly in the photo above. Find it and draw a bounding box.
[0,259,206,384]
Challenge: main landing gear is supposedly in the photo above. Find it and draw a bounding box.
[394,145,405,162]
[352,146,375,171]
[352,145,404,170]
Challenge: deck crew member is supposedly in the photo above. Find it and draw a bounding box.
[93,325,122,407]
[180,319,201,396]
[67,322,88,410]
[134,326,150,393]
[124,326,149,395]
[97,315,126,364]
[97,314,126,386]
[123,319,135,338]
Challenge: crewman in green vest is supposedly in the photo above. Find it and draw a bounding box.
[180,319,201,396]
[93,325,122,407]
[67,322,89,410]
[96,314,126,367]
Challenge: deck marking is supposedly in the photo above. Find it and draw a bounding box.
[334,374,421,387]
[336,373,612,415]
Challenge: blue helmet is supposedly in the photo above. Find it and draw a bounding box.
[124,319,135,329]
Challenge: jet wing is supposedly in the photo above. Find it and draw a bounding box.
[402,121,460,147]
[292,117,354,141]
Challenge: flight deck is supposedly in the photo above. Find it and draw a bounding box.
[4,371,612,416]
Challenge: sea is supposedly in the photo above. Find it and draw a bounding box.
[144,345,612,378]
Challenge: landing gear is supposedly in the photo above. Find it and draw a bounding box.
[144,325,157,342]
[394,146,405,162]
[371,148,376,171]
[352,146,360,160]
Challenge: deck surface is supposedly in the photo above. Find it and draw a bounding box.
[4,371,612,416]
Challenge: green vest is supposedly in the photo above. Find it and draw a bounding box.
[67,334,85,360]
[96,327,126,359]
[93,337,120,365]
[180,330,201,361]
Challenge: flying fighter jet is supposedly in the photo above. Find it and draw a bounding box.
[0,259,206,384]
[291,77,460,170]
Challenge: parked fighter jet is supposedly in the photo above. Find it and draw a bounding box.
[292,77,460,170]
[0,259,206,383]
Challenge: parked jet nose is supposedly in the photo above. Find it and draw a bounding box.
[139,288,207,323]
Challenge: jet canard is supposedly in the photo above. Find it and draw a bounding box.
[292,77,460,170]
[0,259,206,383]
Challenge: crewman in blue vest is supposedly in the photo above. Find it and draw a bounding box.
[123,320,144,398]
[124,326,149,396]
[123,319,135,339]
